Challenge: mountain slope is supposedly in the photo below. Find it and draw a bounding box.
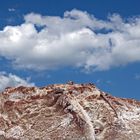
[0,82,140,140]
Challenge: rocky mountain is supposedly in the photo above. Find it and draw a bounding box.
[0,82,140,140]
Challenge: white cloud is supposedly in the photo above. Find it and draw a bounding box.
[0,9,140,71]
[8,8,16,12]
[0,72,35,92]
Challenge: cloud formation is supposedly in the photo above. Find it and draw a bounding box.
[0,9,140,71]
[8,8,16,12]
[0,72,34,92]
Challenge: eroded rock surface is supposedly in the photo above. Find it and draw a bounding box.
[0,82,140,140]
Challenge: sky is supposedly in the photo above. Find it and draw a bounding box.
[0,0,140,100]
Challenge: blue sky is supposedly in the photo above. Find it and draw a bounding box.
[0,0,140,100]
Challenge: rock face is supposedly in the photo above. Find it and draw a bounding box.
[0,82,140,140]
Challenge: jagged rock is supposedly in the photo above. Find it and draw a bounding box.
[0,83,140,140]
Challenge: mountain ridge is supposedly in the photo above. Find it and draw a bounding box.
[0,82,140,140]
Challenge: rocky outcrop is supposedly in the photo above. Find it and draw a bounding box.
[0,82,140,140]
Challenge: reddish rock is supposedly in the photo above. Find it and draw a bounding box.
[0,83,140,140]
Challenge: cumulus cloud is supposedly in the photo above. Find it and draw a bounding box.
[0,9,140,71]
[0,72,35,92]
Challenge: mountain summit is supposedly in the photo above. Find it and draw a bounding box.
[0,82,140,140]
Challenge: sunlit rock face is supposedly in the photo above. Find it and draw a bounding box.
[0,82,140,140]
